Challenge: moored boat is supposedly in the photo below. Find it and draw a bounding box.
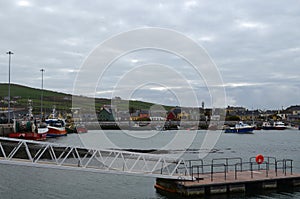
[262,121,273,130]
[46,118,67,137]
[76,124,88,133]
[224,121,254,134]
[66,123,88,133]
[45,107,67,137]
[9,119,47,140]
[65,108,88,134]
[273,121,286,130]
[262,121,286,130]
[8,100,48,140]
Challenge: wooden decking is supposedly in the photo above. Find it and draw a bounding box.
[184,170,300,186]
[155,170,300,196]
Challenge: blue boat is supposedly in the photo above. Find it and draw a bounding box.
[224,121,254,134]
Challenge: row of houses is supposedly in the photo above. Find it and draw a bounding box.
[97,105,300,122]
[97,105,217,122]
[98,105,167,121]
[226,105,300,122]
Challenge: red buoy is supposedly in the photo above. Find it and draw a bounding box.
[255,154,264,164]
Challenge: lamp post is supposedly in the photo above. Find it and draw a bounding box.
[6,51,13,123]
[40,69,45,119]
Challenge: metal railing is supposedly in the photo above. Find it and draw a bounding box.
[234,161,270,179]
[185,156,294,182]
[0,137,192,180]
[275,159,293,176]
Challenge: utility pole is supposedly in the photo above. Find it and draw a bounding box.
[40,69,45,119]
[6,51,13,123]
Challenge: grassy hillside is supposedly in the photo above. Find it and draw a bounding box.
[0,83,172,115]
[0,83,73,114]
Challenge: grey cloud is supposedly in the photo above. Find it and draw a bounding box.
[0,0,299,109]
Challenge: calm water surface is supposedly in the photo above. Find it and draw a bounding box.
[0,130,299,199]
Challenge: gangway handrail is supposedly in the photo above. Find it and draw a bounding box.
[0,137,173,158]
[0,137,193,180]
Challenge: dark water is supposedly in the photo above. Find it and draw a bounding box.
[0,130,300,199]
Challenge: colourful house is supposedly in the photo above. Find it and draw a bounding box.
[130,110,150,121]
[166,107,181,121]
[98,106,115,121]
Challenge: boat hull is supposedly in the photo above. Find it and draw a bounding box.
[76,126,88,133]
[224,127,254,134]
[47,126,67,137]
[262,126,286,130]
[262,121,286,130]
[9,132,47,141]
[66,126,88,134]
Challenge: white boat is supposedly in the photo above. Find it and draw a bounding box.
[273,121,286,130]
[262,121,286,130]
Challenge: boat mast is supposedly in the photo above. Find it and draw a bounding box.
[252,107,254,125]
[28,99,33,119]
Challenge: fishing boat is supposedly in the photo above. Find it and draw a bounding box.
[46,118,67,137]
[262,121,286,130]
[45,107,67,137]
[9,119,47,141]
[224,121,254,134]
[66,123,88,133]
[8,100,48,140]
[75,124,88,133]
[65,108,88,133]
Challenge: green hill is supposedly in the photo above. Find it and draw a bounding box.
[0,83,73,114]
[0,83,172,115]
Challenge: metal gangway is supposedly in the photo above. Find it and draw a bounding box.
[0,137,193,180]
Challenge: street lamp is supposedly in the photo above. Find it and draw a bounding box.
[6,51,13,123]
[40,68,45,119]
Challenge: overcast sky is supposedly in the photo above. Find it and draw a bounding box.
[0,0,299,110]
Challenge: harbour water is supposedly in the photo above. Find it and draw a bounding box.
[0,129,300,199]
